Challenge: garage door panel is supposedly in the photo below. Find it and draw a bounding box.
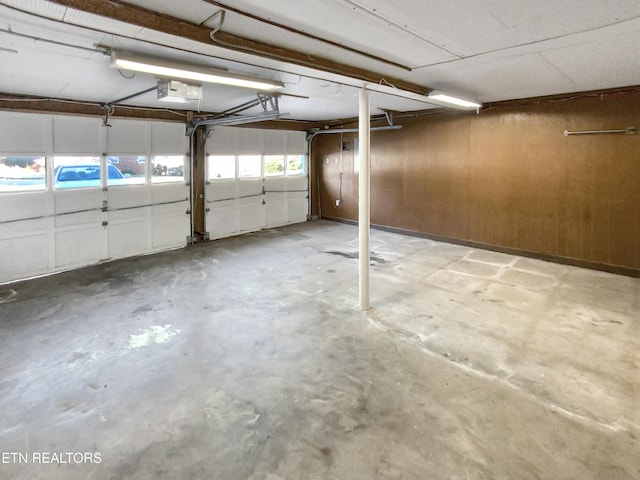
[287,190,308,200]
[55,227,104,267]
[108,186,150,209]
[54,190,103,227]
[238,180,262,196]
[286,131,307,153]
[264,191,286,201]
[288,198,308,223]
[0,234,49,282]
[239,129,263,154]
[54,211,102,228]
[107,187,151,221]
[204,128,308,239]
[151,184,188,202]
[152,215,189,248]
[151,202,187,216]
[150,184,189,216]
[238,202,264,232]
[0,192,49,221]
[264,191,286,227]
[107,207,149,222]
[264,176,287,191]
[55,190,103,211]
[287,175,308,191]
[0,192,50,235]
[151,122,187,154]
[53,116,102,154]
[0,114,191,283]
[208,205,238,239]
[265,199,287,228]
[107,119,147,154]
[207,127,239,154]
[263,130,286,154]
[0,112,47,153]
[206,181,237,201]
[0,218,49,237]
[108,220,149,259]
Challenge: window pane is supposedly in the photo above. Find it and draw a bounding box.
[53,156,101,189]
[0,156,46,192]
[264,155,284,176]
[208,155,235,180]
[107,156,145,186]
[238,155,261,178]
[287,155,304,175]
[152,155,184,184]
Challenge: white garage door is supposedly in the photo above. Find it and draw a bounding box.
[0,113,190,284]
[205,126,308,240]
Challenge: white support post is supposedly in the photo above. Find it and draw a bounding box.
[358,88,370,311]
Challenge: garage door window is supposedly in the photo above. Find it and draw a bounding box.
[107,156,146,186]
[208,155,235,180]
[0,156,46,192]
[152,155,184,184]
[53,156,101,189]
[238,155,261,178]
[287,155,304,175]
[264,155,284,176]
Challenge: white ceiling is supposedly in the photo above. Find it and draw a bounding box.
[1,0,639,122]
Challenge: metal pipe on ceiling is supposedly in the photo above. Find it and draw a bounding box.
[0,27,104,54]
[201,0,412,71]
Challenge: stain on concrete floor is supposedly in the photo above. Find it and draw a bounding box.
[0,220,639,480]
[324,250,386,263]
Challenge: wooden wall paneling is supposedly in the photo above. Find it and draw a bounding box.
[606,134,639,267]
[371,131,402,228]
[315,92,640,275]
[636,202,640,270]
[468,113,497,245]
[401,122,427,231]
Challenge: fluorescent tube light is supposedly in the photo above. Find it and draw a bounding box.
[363,83,481,110]
[427,91,481,109]
[111,52,283,91]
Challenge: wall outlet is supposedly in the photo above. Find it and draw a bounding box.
[335,199,341,207]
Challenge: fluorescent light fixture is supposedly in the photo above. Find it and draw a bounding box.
[427,91,481,109]
[111,52,283,91]
[363,83,481,110]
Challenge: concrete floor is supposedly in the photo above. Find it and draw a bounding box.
[1,220,639,480]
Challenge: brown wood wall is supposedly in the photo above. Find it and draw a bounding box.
[314,93,640,273]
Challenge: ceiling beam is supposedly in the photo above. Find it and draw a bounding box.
[0,92,195,122]
[200,0,412,71]
[45,0,431,95]
[0,92,316,130]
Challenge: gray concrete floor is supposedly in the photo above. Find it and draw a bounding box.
[1,220,639,480]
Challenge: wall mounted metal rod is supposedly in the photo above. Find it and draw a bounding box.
[564,127,635,136]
